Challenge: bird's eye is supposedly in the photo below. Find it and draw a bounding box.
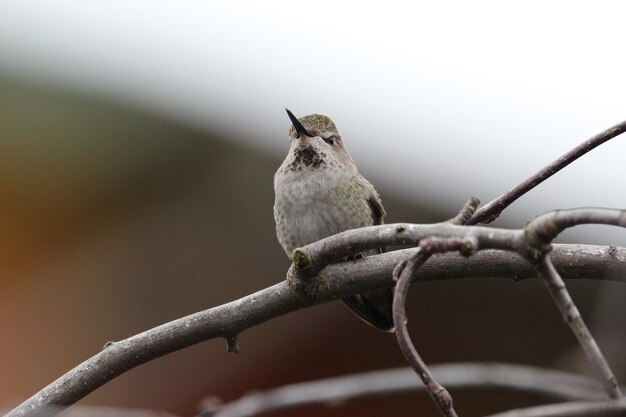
[323,136,335,145]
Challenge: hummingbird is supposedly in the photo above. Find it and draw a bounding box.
[274,109,394,331]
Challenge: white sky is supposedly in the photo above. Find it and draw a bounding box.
[0,0,624,244]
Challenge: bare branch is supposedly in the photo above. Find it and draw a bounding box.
[7,242,626,417]
[295,222,523,276]
[468,119,626,225]
[320,244,626,292]
[296,208,626,276]
[18,406,181,417]
[448,196,480,225]
[391,236,481,417]
[536,256,621,399]
[6,207,626,417]
[6,110,625,417]
[525,208,626,252]
[523,208,625,399]
[486,399,626,417]
[318,244,626,293]
[205,363,610,417]
[392,249,457,417]
[382,207,625,413]
[4,283,309,417]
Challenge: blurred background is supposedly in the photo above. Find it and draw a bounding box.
[1,1,625,416]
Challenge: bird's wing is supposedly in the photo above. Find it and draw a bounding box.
[367,194,386,225]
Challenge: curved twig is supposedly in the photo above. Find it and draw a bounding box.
[392,250,456,416]
[486,398,626,417]
[205,363,611,417]
[392,236,481,417]
[468,119,626,225]
[525,208,626,251]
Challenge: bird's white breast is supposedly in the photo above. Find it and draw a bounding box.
[274,155,359,256]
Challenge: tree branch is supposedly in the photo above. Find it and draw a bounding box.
[6,211,626,417]
[536,256,621,399]
[204,363,612,417]
[525,208,626,251]
[381,207,625,412]
[526,208,626,399]
[391,235,481,417]
[486,399,626,417]
[468,119,626,225]
[320,244,626,291]
[292,222,522,278]
[392,247,457,417]
[293,208,626,279]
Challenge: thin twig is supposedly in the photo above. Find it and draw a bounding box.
[448,196,480,225]
[486,398,626,417]
[392,248,457,417]
[468,119,626,225]
[525,208,626,253]
[204,363,610,417]
[536,256,621,399]
[523,209,626,400]
[391,236,480,417]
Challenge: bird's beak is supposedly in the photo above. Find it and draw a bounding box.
[286,108,314,137]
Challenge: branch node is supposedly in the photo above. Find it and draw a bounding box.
[418,237,442,253]
[525,213,562,249]
[431,383,454,413]
[102,341,115,349]
[460,236,479,257]
[418,236,478,257]
[523,212,572,262]
[292,248,314,278]
[288,249,319,298]
[225,335,240,353]
[286,264,325,299]
[448,197,481,225]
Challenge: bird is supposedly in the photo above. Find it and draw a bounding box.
[273,109,394,331]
